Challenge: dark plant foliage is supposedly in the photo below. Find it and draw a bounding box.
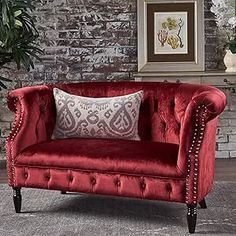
[0,0,43,90]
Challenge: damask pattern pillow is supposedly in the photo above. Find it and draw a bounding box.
[52,88,143,140]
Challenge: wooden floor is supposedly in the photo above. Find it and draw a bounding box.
[0,159,235,184]
[214,159,236,181]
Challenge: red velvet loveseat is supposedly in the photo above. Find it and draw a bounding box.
[5,82,226,233]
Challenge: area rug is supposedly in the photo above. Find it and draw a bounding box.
[0,182,235,236]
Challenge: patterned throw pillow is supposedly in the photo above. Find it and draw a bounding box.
[52,88,143,140]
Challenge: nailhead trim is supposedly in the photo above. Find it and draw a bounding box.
[185,105,207,204]
[187,205,197,216]
[5,98,23,186]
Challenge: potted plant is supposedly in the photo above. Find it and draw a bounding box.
[211,0,236,71]
[224,16,236,72]
[0,0,42,90]
[227,16,236,53]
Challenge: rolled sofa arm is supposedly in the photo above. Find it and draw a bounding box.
[176,84,227,204]
[5,85,55,186]
[190,90,226,122]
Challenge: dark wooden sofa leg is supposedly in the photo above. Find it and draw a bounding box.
[187,204,197,234]
[199,198,207,209]
[61,191,66,194]
[13,187,22,213]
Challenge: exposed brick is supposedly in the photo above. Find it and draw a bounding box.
[74,63,94,72]
[32,72,46,81]
[229,135,236,142]
[218,119,229,127]
[69,48,93,56]
[0,122,10,131]
[59,56,82,65]
[0,106,13,122]
[119,63,137,72]
[44,30,59,39]
[229,93,236,111]
[221,111,236,119]
[117,13,136,21]
[82,73,106,81]
[80,39,106,47]
[57,20,80,30]
[106,38,130,46]
[87,29,109,39]
[33,64,45,73]
[99,13,117,22]
[205,36,218,45]
[55,6,73,14]
[94,64,119,73]
[205,19,217,29]
[59,31,81,39]
[111,30,133,38]
[229,120,236,126]
[0,138,6,153]
[0,121,10,139]
[45,72,59,80]
[218,143,236,151]
[66,71,82,80]
[57,39,80,47]
[109,55,130,63]
[21,80,44,87]
[215,151,230,159]
[106,72,130,81]
[230,151,236,158]
[44,64,69,74]
[216,135,228,143]
[106,22,130,30]
[217,127,236,135]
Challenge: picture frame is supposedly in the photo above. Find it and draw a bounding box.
[138,0,204,72]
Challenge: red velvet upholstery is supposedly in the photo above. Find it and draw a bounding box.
[14,167,186,203]
[15,139,181,178]
[6,82,227,205]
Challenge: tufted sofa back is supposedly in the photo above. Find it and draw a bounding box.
[7,81,221,147]
[45,82,216,144]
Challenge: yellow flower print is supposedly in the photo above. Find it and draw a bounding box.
[167,35,179,49]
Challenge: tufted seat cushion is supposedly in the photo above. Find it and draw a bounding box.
[15,138,183,178]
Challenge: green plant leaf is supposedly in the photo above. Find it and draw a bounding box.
[0,0,42,76]
[14,9,22,17]
[15,19,23,27]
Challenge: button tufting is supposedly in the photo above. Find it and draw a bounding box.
[170,100,175,108]
[115,179,121,187]
[154,98,158,112]
[45,174,50,180]
[140,181,146,190]
[68,176,73,182]
[177,123,181,130]
[24,173,28,178]
[39,106,45,113]
[175,123,181,134]
[91,177,96,185]
[166,183,172,192]
[160,121,166,130]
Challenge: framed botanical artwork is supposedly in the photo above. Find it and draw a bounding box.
[138,0,204,72]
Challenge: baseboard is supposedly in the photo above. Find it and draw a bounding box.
[0,160,6,169]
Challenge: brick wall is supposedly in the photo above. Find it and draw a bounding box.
[30,0,138,83]
[0,0,235,159]
[216,87,236,158]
